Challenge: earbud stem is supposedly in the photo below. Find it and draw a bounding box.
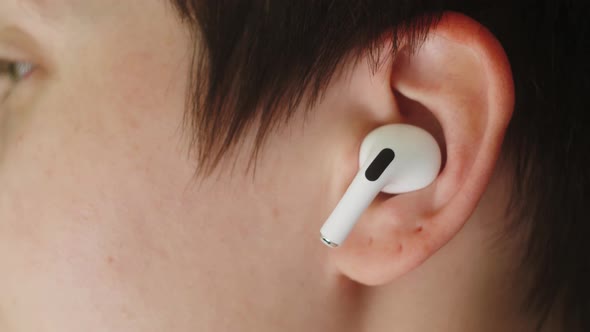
[320,157,390,247]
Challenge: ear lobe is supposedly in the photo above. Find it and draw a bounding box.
[330,12,514,286]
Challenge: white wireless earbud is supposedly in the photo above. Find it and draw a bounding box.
[320,124,442,248]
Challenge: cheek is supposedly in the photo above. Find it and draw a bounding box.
[0,43,196,331]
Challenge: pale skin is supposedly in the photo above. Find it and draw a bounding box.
[0,1,555,331]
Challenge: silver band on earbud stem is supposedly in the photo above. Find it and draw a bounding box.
[320,234,339,248]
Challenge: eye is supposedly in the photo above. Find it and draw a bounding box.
[2,61,35,82]
[0,60,35,101]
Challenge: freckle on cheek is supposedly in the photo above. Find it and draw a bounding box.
[44,167,54,178]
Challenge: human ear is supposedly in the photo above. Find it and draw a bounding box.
[325,12,514,286]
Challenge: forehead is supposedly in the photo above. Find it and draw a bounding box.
[8,0,78,18]
[0,0,68,28]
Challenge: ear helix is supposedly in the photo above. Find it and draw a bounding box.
[320,124,442,248]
